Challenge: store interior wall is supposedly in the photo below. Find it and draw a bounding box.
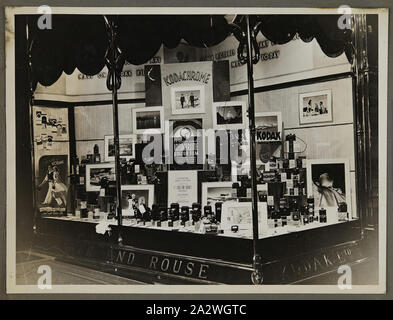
[233,77,357,216]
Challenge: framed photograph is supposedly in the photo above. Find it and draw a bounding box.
[104,134,136,162]
[37,155,68,211]
[201,182,235,208]
[86,163,116,192]
[256,143,282,168]
[167,118,204,170]
[212,101,247,130]
[132,106,164,134]
[255,111,282,142]
[306,159,351,215]
[299,89,332,125]
[121,184,154,215]
[171,85,205,115]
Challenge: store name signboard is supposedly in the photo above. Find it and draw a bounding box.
[274,244,361,284]
[162,70,211,86]
[112,247,211,281]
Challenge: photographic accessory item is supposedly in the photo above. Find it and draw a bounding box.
[285,134,296,160]
[139,203,150,221]
[258,193,267,202]
[192,203,201,222]
[170,203,180,221]
[181,206,189,224]
[234,182,247,198]
[188,208,194,225]
[338,211,348,221]
[215,202,222,223]
[151,204,160,221]
[231,225,239,233]
[262,171,276,183]
[338,202,348,212]
[292,211,300,221]
[93,207,100,219]
[159,207,167,221]
[93,144,101,163]
[281,214,287,226]
[87,154,94,164]
[307,197,315,216]
[231,183,239,198]
[204,222,218,234]
[167,208,173,227]
[319,208,327,223]
[80,200,88,218]
[277,158,284,169]
[134,205,142,220]
[267,205,275,219]
[203,205,212,218]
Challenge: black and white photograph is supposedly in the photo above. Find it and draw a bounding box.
[121,185,154,216]
[201,182,235,208]
[213,101,247,130]
[306,159,351,215]
[132,106,164,134]
[104,134,136,162]
[169,118,204,170]
[86,163,116,192]
[299,90,332,124]
[171,85,205,114]
[3,6,388,296]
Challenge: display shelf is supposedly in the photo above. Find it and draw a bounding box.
[42,215,358,240]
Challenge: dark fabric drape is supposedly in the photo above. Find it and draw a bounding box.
[29,15,108,87]
[255,15,353,61]
[28,14,353,87]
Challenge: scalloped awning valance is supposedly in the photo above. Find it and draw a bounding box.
[27,14,352,87]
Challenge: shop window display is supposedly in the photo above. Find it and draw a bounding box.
[35,58,357,240]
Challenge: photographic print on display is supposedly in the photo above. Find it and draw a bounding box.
[171,85,205,114]
[201,182,235,209]
[37,155,68,213]
[255,112,282,142]
[104,134,136,162]
[86,163,115,192]
[121,185,154,216]
[306,159,351,216]
[213,101,247,130]
[132,106,164,134]
[220,202,265,230]
[168,118,204,170]
[299,90,332,124]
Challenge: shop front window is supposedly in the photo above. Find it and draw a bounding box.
[32,16,358,241]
